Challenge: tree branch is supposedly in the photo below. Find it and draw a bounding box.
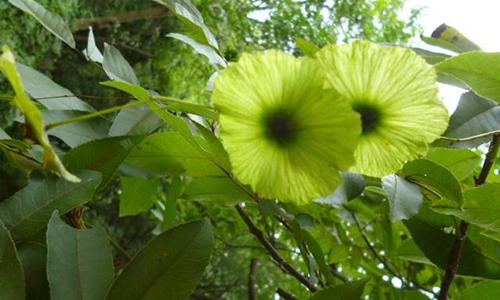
[276,288,298,300]
[439,134,499,300]
[248,258,259,300]
[235,204,317,292]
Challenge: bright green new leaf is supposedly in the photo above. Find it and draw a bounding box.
[0,171,101,240]
[103,43,140,85]
[107,219,214,300]
[8,0,75,48]
[436,52,500,103]
[310,279,369,300]
[119,176,160,217]
[0,46,79,182]
[382,174,423,222]
[427,147,481,180]
[0,220,25,300]
[47,212,114,300]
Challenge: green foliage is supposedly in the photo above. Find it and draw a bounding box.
[0,0,499,299]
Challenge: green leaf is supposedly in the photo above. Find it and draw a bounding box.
[101,81,204,150]
[405,208,500,279]
[63,136,145,187]
[295,37,320,57]
[82,27,104,63]
[436,52,500,103]
[0,47,79,182]
[0,171,101,240]
[163,176,182,230]
[402,159,463,204]
[318,172,365,206]
[44,110,109,148]
[8,0,75,48]
[422,23,481,53]
[182,177,251,203]
[103,43,140,85]
[435,184,500,232]
[310,279,369,300]
[107,219,214,300]
[119,177,160,217]
[17,63,94,112]
[0,220,26,300]
[47,212,114,300]
[396,240,433,265]
[154,0,219,49]
[126,132,223,177]
[460,280,500,299]
[442,92,500,148]
[109,105,163,136]
[167,33,226,67]
[382,174,423,222]
[17,242,50,300]
[411,47,450,65]
[427,147,481,180]
[192,121,230,171]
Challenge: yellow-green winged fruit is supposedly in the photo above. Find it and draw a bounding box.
[317,41,449,177]
[212,50,361,205]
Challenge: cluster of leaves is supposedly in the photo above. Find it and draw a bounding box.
[1,1,499,300]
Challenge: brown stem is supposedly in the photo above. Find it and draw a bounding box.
[439,134,499,300]
[276,288,298,300]
[248,258,259,300]
[235,204,317,292]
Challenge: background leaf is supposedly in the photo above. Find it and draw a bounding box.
[310,279,369,300]
[103,43,140,85]
[460,280,500,299]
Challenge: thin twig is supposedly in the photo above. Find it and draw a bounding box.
[276,288,298,300]
[439,130,500,143]
[248,258,259,300]
[439,134,499,300]
[235,204,317,292]
[352,214,436,296]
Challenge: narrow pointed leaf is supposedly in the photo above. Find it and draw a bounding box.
[8,0,75,48]
[103,43,140,85]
